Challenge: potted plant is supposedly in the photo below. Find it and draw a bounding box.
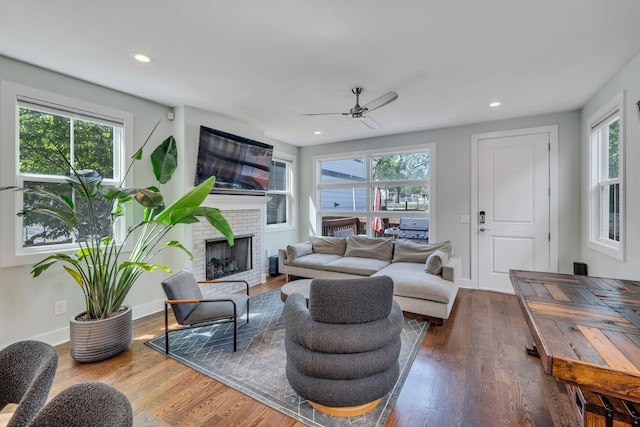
[2,121,233,362]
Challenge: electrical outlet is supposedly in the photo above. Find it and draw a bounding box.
[54,300,67,316]
[460,214,470,224]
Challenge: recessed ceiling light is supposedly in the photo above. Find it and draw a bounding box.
[314,131,322,135]
[130,52,154,63]
[489,101,501,107]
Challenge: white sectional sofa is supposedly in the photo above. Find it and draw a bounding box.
[279,236,461,324]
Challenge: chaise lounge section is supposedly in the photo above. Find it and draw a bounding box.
[280,236,460,324]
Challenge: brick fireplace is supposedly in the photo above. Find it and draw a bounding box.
[192,194,268,298]
[205,234,253,280]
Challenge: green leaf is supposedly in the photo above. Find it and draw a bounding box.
[118,261,171,273]
[63,265,83,287]
[131,147,143,161]
[60,194,74,209]
[151,136,178,184]
[202,210,234,246]
[19,204,78,229]
[134,188,164,208]
[102,186,163,209]
[154,176,215,224]
[164,240,193,260]
[32,254,78,277]
[65,169,102,198]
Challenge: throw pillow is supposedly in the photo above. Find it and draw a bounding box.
[309,236,347,256]
[392,239,451,263]
[286,242,312,262]
[425,249,450,275]
[344,236,394,262]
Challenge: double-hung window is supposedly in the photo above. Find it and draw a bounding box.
[267,155,294,228]
[0,81,131,267]
[588,92,624,260]
[316,145,434,239]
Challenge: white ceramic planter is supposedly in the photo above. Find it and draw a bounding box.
[69,305,132,363]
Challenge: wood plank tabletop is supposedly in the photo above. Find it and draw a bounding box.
[510,269,640,403]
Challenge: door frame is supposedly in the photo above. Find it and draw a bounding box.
[470,125,559,289]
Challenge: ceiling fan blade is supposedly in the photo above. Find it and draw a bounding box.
[360,115,381,129]
[362,91,398,113]
[302,112,349,116]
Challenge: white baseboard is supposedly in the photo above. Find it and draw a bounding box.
[132,299,165,320]
[24,299,166,348]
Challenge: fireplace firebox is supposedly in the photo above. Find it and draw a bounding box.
[205,234,253,280]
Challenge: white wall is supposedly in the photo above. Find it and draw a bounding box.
[0,56,175,348]
[298,110,582,283]
[580,53,640,279]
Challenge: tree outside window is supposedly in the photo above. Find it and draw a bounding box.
[318,149,431,237]
[18,105,122,248]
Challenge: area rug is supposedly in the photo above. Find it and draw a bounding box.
[145,289,429,427]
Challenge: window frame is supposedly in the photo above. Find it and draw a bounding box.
[314,143,435,239]
[587,91,625,261]
[0,81,133,267]
[266,151,295,231]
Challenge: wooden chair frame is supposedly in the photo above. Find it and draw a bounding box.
[164,279,249,354]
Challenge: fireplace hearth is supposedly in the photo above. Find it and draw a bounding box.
[205,234,253,280]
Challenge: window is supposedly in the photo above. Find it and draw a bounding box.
[316,146,433,238]
[267,156,294,228]
[588,92,624,260]
[18,102,124,249]
[0,81,132,267]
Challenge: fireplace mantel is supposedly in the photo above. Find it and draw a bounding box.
[204,193,271,210]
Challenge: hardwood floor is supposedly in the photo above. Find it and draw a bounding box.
[39,276,579,426]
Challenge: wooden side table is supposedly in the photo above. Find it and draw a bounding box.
[280,279,313,304]
[509,270,640,403]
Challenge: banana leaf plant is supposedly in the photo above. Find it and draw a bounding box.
[1,122,233,320]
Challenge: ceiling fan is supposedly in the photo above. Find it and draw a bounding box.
[303,87,398,129]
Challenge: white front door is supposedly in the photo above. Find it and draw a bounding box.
[477,130,551,293]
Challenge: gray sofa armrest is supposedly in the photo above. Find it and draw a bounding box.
[442,255,461,284]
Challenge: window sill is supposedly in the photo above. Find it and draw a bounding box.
[587,239,624,262]
[266,224,295,233]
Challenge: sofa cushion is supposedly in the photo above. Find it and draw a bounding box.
[425,249,450,275]
[344,236,393,262]
[392,239,451,264]
[286,242,312,263]
[288,253,342,269]
[310,236,346,256]
[373,262,457,304]
[325,256,390,276]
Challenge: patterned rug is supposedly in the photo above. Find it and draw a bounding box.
[145,289,429,427]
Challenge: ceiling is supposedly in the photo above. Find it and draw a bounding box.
[1,1,640,147]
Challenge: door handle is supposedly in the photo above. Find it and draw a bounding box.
[480,227,491,232]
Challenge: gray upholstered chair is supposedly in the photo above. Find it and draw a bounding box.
[161,269,249,353]
[27,381,132,427]
[0,340,58,427]
[283,275,404,417]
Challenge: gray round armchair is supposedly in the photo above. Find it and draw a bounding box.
[283,275,404,417]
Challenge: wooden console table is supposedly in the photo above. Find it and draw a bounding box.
[510,270,640,403]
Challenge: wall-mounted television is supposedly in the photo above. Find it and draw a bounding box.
[194,126,273,195]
